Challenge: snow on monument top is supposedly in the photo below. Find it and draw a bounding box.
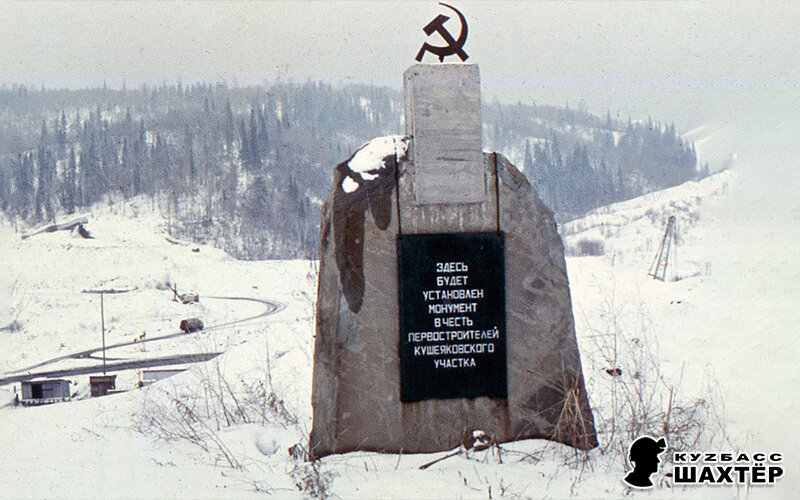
[341,135,409,193]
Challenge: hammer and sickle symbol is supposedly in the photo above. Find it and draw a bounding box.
[415,3,469,63]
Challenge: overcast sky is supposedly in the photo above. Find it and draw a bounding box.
[2,1,799,129]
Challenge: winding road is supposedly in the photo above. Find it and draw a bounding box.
[0,296,285,386]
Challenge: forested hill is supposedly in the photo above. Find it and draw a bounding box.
[0,82,705,258]
[484,102,705,219]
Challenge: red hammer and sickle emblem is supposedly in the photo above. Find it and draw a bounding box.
[415,3,469,63]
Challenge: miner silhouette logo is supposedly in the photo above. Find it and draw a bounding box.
[624,436,668,488]
[415,3,469,62]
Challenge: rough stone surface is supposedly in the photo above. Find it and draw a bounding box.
[403,64,485,205]
[310,145,597,458]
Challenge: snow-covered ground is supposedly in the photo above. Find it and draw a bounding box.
[563,168,799,499]
[1,151,798,498]
[0,200,319,498]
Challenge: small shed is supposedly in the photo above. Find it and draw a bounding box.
[141,369,185,386]
[20,379,71,406]
[90,375,117,397]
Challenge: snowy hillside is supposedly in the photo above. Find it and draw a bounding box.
[561,170,734,278]
[1,167,797,498]
[563,167,799,499]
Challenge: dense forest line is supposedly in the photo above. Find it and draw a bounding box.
[0,82,704,258]
[483,102,703,218]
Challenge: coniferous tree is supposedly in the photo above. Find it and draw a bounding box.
[249,108,261,170]
[224,98,235,155]
[120,138,134,197]
[11,154,34,221]
[257,106,269,158]
[616,165,626,199]
[34,146,46,221]
[57,111,68,154]
[132,120,146,195]
[183,124,195,182]
[244,175,269,226]
[238,117,250,170]
[62,147,77,214]
[523,139,533,173]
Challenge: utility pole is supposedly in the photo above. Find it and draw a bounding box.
[648,216,677,281]
[100,292,105,373]
[82,288,133,374]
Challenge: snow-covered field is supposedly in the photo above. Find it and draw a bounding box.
[1,158,798,498]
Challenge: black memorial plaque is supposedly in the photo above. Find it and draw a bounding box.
[398,232,507,402]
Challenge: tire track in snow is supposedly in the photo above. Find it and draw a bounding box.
[4,296,286,377]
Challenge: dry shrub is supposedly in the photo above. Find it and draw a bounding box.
[581,285,731,471]
[569,238,605,257]
[550,373,596,452]
[3,275,31,332]
[137,353,298,468]
[289,458,334,499]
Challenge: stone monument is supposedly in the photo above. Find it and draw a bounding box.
[310,63,597,458]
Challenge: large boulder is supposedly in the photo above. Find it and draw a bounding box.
[310,137,597,458]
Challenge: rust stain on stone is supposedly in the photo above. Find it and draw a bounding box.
[332,148,401,313]
[319,200,332,257]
